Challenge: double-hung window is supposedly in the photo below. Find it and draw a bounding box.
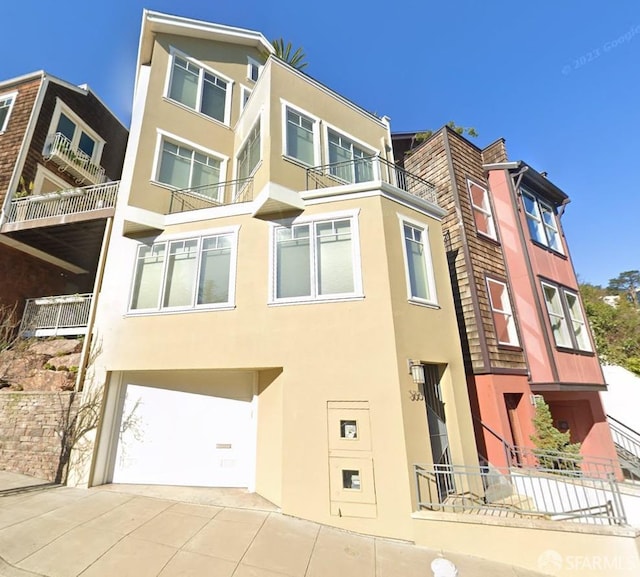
[522,190,563,253]
[157,138,222,198]
[272,213,361,302]
[46,101,104,165]
[486,278,519,346]
[327,130,374,184]
[541,282,592,351]
[237,120,261,181]
[400,218,437,305]
[0,92,17,133]
[468,180,496,239]
[168,52,231,124]
[130,231,237,312]
[247,57,262,82]
[285,107,316,166]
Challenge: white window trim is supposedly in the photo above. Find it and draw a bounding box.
[397,213,438,307]
[323,121,379,164]
[45,98,105,164]
[467,179,497,240]
[541,281,591,352]
[268,208,364,305]
[127,225,240,315]
[0,90,18,134]
[522,189,564,254]
[164,46,234,127]
[234,115,262,182]
[151,128,228,194]
[240,85,252,113]
[33,164,72,194]
[486,277,519,346]
[564,289,593,352]
[247,57,263,82]
[280,99,321,167]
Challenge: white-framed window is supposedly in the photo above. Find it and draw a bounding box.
[237,120,261,181]
[153,131,227,201]
[468,180,496,239]
[283,103,318,166]
[240,85,252,112]
[45,99,105,164]
[522,189,563,253]
[541,282,592,351]
[166,49,233,125]
[327,128,375,184]
[247,57,262,82]
[129,229,238,313]
[486,278,519,346]
[271,210,362,303]
[0,91,17,133]
[399,216,438,305]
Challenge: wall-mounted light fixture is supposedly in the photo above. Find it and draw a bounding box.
[408,360,425,385]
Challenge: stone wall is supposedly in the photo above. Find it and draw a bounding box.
[0,391,79,481]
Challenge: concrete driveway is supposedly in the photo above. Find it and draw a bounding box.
[0,470,546,577]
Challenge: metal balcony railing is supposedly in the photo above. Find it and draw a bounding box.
[167,177,254,215]
[607,415,640,480]
[43,132,106,185]
[6,181,119,224]
[20,294,92,337]
[306,156,438,205]
[414,463,627,526]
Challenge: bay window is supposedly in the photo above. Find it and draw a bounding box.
[130,231,237,312]
[167,51,231,124]
[272,213,361,302]
[327,130,374,184]
[522,190,563,253]
[285,107,316,166]
[541,281,592,351]
[400,219,437,305]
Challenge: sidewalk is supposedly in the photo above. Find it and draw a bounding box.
[0,470,546,577]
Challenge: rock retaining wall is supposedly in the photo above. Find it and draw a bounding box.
[0,391,79,481]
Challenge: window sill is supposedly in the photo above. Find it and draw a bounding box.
[530,238,567,259]
[125,304,236,317]
[497,343,523,352]
[268,295,365,307]
[162,96,231,130]
[407,298,440,310]
[282,154,315,170]
[554,346,595,357]
[476,231,501,246]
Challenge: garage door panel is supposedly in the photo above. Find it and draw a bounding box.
[113,384,253,487]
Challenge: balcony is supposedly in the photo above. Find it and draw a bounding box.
[3,181,119,230]
[43,132,106,185]
[167,177,254,214]
[306,156,438,206]
[20,293,92,337]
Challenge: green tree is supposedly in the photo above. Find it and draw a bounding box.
[271,38,308,70]
[608,270,640,308]
[530,398,582,471]
[580,281,640,375]
[414,122,479,143]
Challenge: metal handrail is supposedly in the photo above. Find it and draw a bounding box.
[475,418,624,479]
[19,293,92,337]
[167,177,254,214]
[414,462,627,526]
[305,155,438,205]
[6,181,119,223]
[43,133,106,184]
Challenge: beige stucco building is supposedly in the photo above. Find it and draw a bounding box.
[71,11,479,541]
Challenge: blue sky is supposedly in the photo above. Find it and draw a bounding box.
[2,1,638,286]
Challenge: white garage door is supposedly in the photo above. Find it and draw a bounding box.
[112,385,254,487]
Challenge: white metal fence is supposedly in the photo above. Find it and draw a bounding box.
[6,181,119,223]
[43,132,106,185]
[20,294,93,337]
